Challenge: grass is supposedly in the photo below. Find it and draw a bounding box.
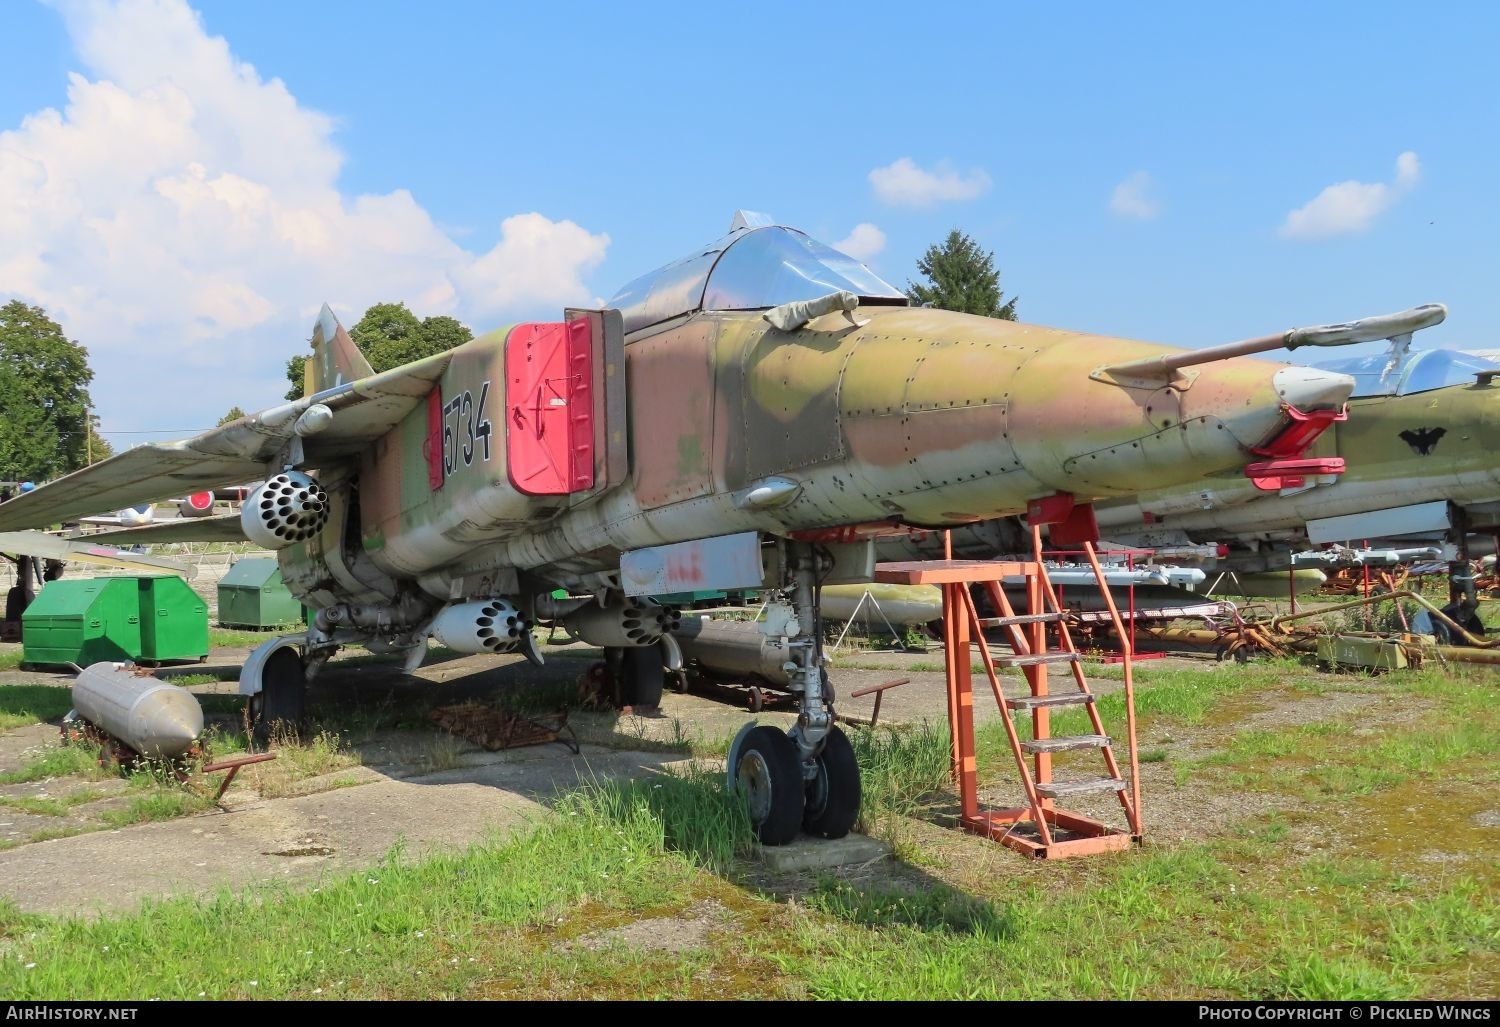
[0,770,757,1000]
[416,732,467,773]
[0,656,1492,999]
[3,763,1488,1000]
[1183,665,1499,801]
[808,878,1013,938]
[0,684,74,729]
[0,648,25,671]
[850,723,951,829]
[232,728,360,798]
[161,673,220,687]
[0,789,109,817]
[98,790,214,828]
[0,741,110,784]
[208,628,290,649]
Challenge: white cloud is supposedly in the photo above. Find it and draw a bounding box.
[0,0,609,433]
[869,158,990,207]
[1109,171,1161,220]
[1278,151,1421,241]
[832,223,886,262]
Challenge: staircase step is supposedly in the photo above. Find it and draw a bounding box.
[1021,733,1111,754]
[1035,777,1127,799]
[1006,693,1095,710]
[997,651,1080,668]
[979,613,1068,628]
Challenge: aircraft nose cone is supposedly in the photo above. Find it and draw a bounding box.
[1272,365,1357,410]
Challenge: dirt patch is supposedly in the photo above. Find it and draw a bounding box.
[1236,686,1424,732]
[563,900,730,954]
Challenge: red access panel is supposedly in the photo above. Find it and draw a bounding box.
[505,319,595,496]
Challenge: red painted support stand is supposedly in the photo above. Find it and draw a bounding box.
[875,536,1143,859]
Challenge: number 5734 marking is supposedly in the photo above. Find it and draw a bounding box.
[441,381,493,476]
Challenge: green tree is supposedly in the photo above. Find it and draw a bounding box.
[351,302,423,371]
[85,420,113,465]
[907,230,1018,320]
[0,301,97,481]
[417,315,474,356]
[218,406,247,426]
[284,304,474,396]
[283,355,306,401]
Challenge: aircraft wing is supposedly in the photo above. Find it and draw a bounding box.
[0,351,453,532]
[0,532,191,576]
[82,515,249,545]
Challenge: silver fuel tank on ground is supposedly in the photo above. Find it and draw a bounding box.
[71,662,204,758]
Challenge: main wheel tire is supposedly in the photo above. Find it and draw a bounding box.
[803,726,861,839]
[620,644,664,711]
[252,647,306,744]
[734,726,805,845]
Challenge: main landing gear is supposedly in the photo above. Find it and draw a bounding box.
[728,543,862,845]
[600,643,666,712]
[243,637,333,743]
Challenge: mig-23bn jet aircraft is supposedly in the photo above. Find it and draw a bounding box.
[0,212,1433,843]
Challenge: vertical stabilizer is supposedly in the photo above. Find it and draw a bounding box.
[305,305,375,396]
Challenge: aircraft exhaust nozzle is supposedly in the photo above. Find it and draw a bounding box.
[430,599,529,654]
[564,598,679,647]
[241,472,329,549]
[72,662,204,759]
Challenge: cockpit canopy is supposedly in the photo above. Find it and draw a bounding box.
[1311,348,1500,398]
[609,225,909,336]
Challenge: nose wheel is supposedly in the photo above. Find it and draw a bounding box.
[802,726,860,839]
[729,724,862,845]
[731,726,804,845]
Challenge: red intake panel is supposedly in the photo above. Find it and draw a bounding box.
[506,320,595,496]
[1250,404,1347,459]
[1244,457,1345,492]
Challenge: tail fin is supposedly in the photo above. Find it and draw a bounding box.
[305,304,375,396]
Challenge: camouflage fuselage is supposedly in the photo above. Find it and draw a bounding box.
[1094,374,1500,545]
[343,306,1341,596]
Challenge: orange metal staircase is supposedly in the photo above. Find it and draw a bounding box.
[873,530,1143,859]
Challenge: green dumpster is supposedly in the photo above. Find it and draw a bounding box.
[21,578,141,666]
[217,558,302,629]
[136,575,208,663]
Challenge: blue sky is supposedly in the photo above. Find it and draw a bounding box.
[2,0,1497,441]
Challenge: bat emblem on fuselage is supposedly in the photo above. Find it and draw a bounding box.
[1399,426,1446,455]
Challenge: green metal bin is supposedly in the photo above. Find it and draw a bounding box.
[136,575,208,662]
[21,578,142,666]
[217,558,302,629]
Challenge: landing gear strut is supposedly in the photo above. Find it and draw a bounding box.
[730,542,862,844]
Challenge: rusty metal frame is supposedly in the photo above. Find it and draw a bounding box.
[847,677,912,729]
[199,752,278,802]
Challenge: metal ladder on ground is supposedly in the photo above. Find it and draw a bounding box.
[874,528,1143,859]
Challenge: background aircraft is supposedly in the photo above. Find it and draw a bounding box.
[78,491,220,528]
[0,215,1405,843]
